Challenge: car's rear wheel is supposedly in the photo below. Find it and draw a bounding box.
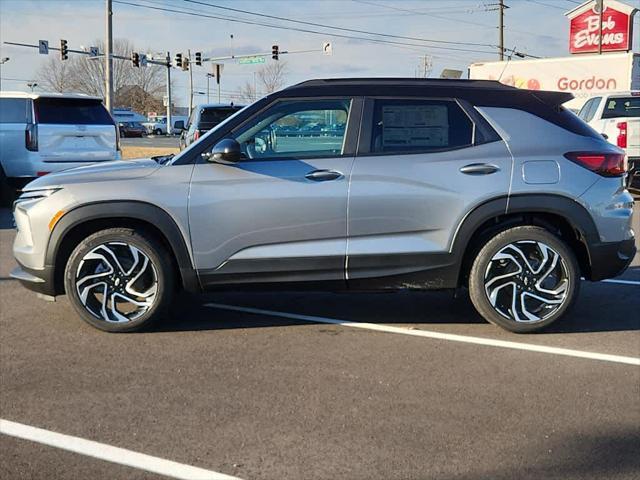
[154,128,162,136]
[468,226,580,333]
[64,228,174,332]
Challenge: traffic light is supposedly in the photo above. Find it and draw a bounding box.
[182,57,190,71]
[194,52,202,66]
[175,53,182,69]
[131,52,140,67]
[272,45,279,61]
[60,39,68,61]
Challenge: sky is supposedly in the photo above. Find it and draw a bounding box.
[1,0,639,109]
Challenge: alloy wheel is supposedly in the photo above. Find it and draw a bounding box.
[75,242,158,323]
[483,240,569,323]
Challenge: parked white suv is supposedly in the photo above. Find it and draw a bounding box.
[577,91,640,191]
[0,92,120,204]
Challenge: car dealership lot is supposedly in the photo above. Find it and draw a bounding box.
[0,207,638,480]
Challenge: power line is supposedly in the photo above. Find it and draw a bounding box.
[113,0,500,56]
[524,0,567,10]
[182,0,498,48]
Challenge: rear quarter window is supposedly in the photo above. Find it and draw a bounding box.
[0,98,30,123]
[35,98,114,125]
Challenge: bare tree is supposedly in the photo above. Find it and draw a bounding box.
[236,61,288,103]
[36,39,165,113]
[258,61,288,93]
[237,81,258,103]
[37,56,75,93]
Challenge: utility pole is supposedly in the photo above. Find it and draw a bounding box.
[498,0,506,61]
[597,0,604,55]
[165,51,172,135]
[105,0,114,113]
[188,49,193,113]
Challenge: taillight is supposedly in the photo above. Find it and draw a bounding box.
[25,123,38,151]
[194,130,200,141]
[564,152,627,177]
[616,122,627,148]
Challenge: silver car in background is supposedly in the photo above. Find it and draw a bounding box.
[0,92,120,203]
[10,79,636,333]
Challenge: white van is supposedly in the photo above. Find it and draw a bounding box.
[0,92,120,203]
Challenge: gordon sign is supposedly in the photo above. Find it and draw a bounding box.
[565,0,637,54]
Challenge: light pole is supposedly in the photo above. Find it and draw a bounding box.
[27,82,38,92]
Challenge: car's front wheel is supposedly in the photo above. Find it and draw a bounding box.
[154,128,162,136]
[468,226,580,333]
[64,228,174,332]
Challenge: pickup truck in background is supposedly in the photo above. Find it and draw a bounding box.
[142,116,188,136]
[577,91,640,193]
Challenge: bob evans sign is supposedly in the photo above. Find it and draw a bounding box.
[566,0,637,54]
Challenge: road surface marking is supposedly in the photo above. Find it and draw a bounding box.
[206,303,640,367]
[601,279,640,286]
[0,419,242,480]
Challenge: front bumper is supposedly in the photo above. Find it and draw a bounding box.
[10,263,57,297]
[588,238,636,281]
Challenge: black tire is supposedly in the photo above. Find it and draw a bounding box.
[0,167,17,207]
[64,227,175,332]
[154,128,162,136]
[468,226,580,333]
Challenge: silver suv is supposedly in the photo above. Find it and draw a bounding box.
[0,92,120,205]
[11,79,636,333]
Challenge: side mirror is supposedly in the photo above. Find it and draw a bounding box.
[174,120,185,131]
[204,138,242,163]
[601,133,609,140]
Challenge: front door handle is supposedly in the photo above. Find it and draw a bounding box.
[305,169,343,182]
[459,163,500,175]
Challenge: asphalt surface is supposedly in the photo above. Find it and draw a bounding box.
[0,206,638,480]
[121,136,180,148]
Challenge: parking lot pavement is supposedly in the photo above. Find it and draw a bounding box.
[1,206,639,480]
[121,135,180,148]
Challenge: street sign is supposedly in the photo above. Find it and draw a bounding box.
[140,53,148,67]
[38,40,49,55]
[323,42,333,56]
[238,56,265,65]
[89,46,99,57]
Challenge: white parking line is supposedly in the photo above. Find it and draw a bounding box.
[206,303,640,367]
[601,278,640,286]
[0,419,242,480]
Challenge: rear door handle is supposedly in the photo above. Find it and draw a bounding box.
[305,169,343,181]
[459,163,500,175]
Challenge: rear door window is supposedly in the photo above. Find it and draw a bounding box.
[370,99,474,154]
[601,97,640,119]
[35,98,114,125]
[0,98,30,123]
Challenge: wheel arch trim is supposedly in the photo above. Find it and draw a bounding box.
[450,194,599,284]
[46,201,199,292]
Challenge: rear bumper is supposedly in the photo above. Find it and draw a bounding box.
[588,238,636,281]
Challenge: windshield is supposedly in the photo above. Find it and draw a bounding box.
[601,96,640,119]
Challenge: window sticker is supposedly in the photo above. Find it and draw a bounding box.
[381,105,449,148]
